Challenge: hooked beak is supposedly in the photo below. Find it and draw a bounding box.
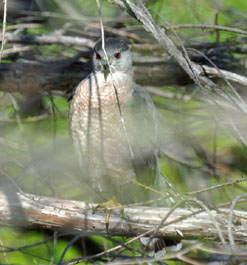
[102,58,110,81]
[102,59,109,71]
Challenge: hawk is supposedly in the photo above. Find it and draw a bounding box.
[69,37,179,255]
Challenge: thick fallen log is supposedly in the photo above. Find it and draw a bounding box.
[1,57,246,94]
[0,60,91,94]
[0,191,247,243]
[0,59,188,94]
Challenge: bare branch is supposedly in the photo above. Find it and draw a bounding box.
[1,32,94,48]
[0,56,246,94]
[0,60,92,94]
[187,178,247,196]
[202,65,247,87]
[166,23,247,36]
[0,192,247,243]
[0,59,189,94]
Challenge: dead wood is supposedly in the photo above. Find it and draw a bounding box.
[0,191,247,243]
[0,59,189,94]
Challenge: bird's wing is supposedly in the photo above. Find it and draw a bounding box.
[68,73,91,132]
[131,84,178,203]
[130,84,160,186]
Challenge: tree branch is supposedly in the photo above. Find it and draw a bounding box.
[0,60,92,94]
[1,58,246,94]
[1,33,94,48]
[0,59,190,94]
[202,65,247,87]
[0,191,247,243]
[165,23,247,35]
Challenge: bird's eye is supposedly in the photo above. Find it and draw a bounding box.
[96,53,101,60]
[115,52,121,59]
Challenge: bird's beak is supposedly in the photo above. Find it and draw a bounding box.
[102,59,109,72]
[102,57,110,81]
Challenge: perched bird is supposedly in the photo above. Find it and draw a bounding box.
[69,37,180,256]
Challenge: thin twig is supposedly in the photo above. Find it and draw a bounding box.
[165,23,247,36]
[190,198,226,245]
[69,243,203,265]
[187,178,247,196]
[178,254,206,265]
[198,245,247,256]
[0,0,7,62]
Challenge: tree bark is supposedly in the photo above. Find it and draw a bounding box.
[1,58,246,94]
[0,59,189,94]
[0,191,247,243]
[0,60,91,94]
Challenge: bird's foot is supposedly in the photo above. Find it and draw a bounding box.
[98,196,121,208]
[97,197,122,233]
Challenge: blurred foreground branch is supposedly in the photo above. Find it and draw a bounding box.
[0,191,247,243]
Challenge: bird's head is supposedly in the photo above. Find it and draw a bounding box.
[93,37,133,79]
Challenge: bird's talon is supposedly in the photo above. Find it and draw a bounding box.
[98,196,121,208]
[97,197,122,233]
[105,209,111,233]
